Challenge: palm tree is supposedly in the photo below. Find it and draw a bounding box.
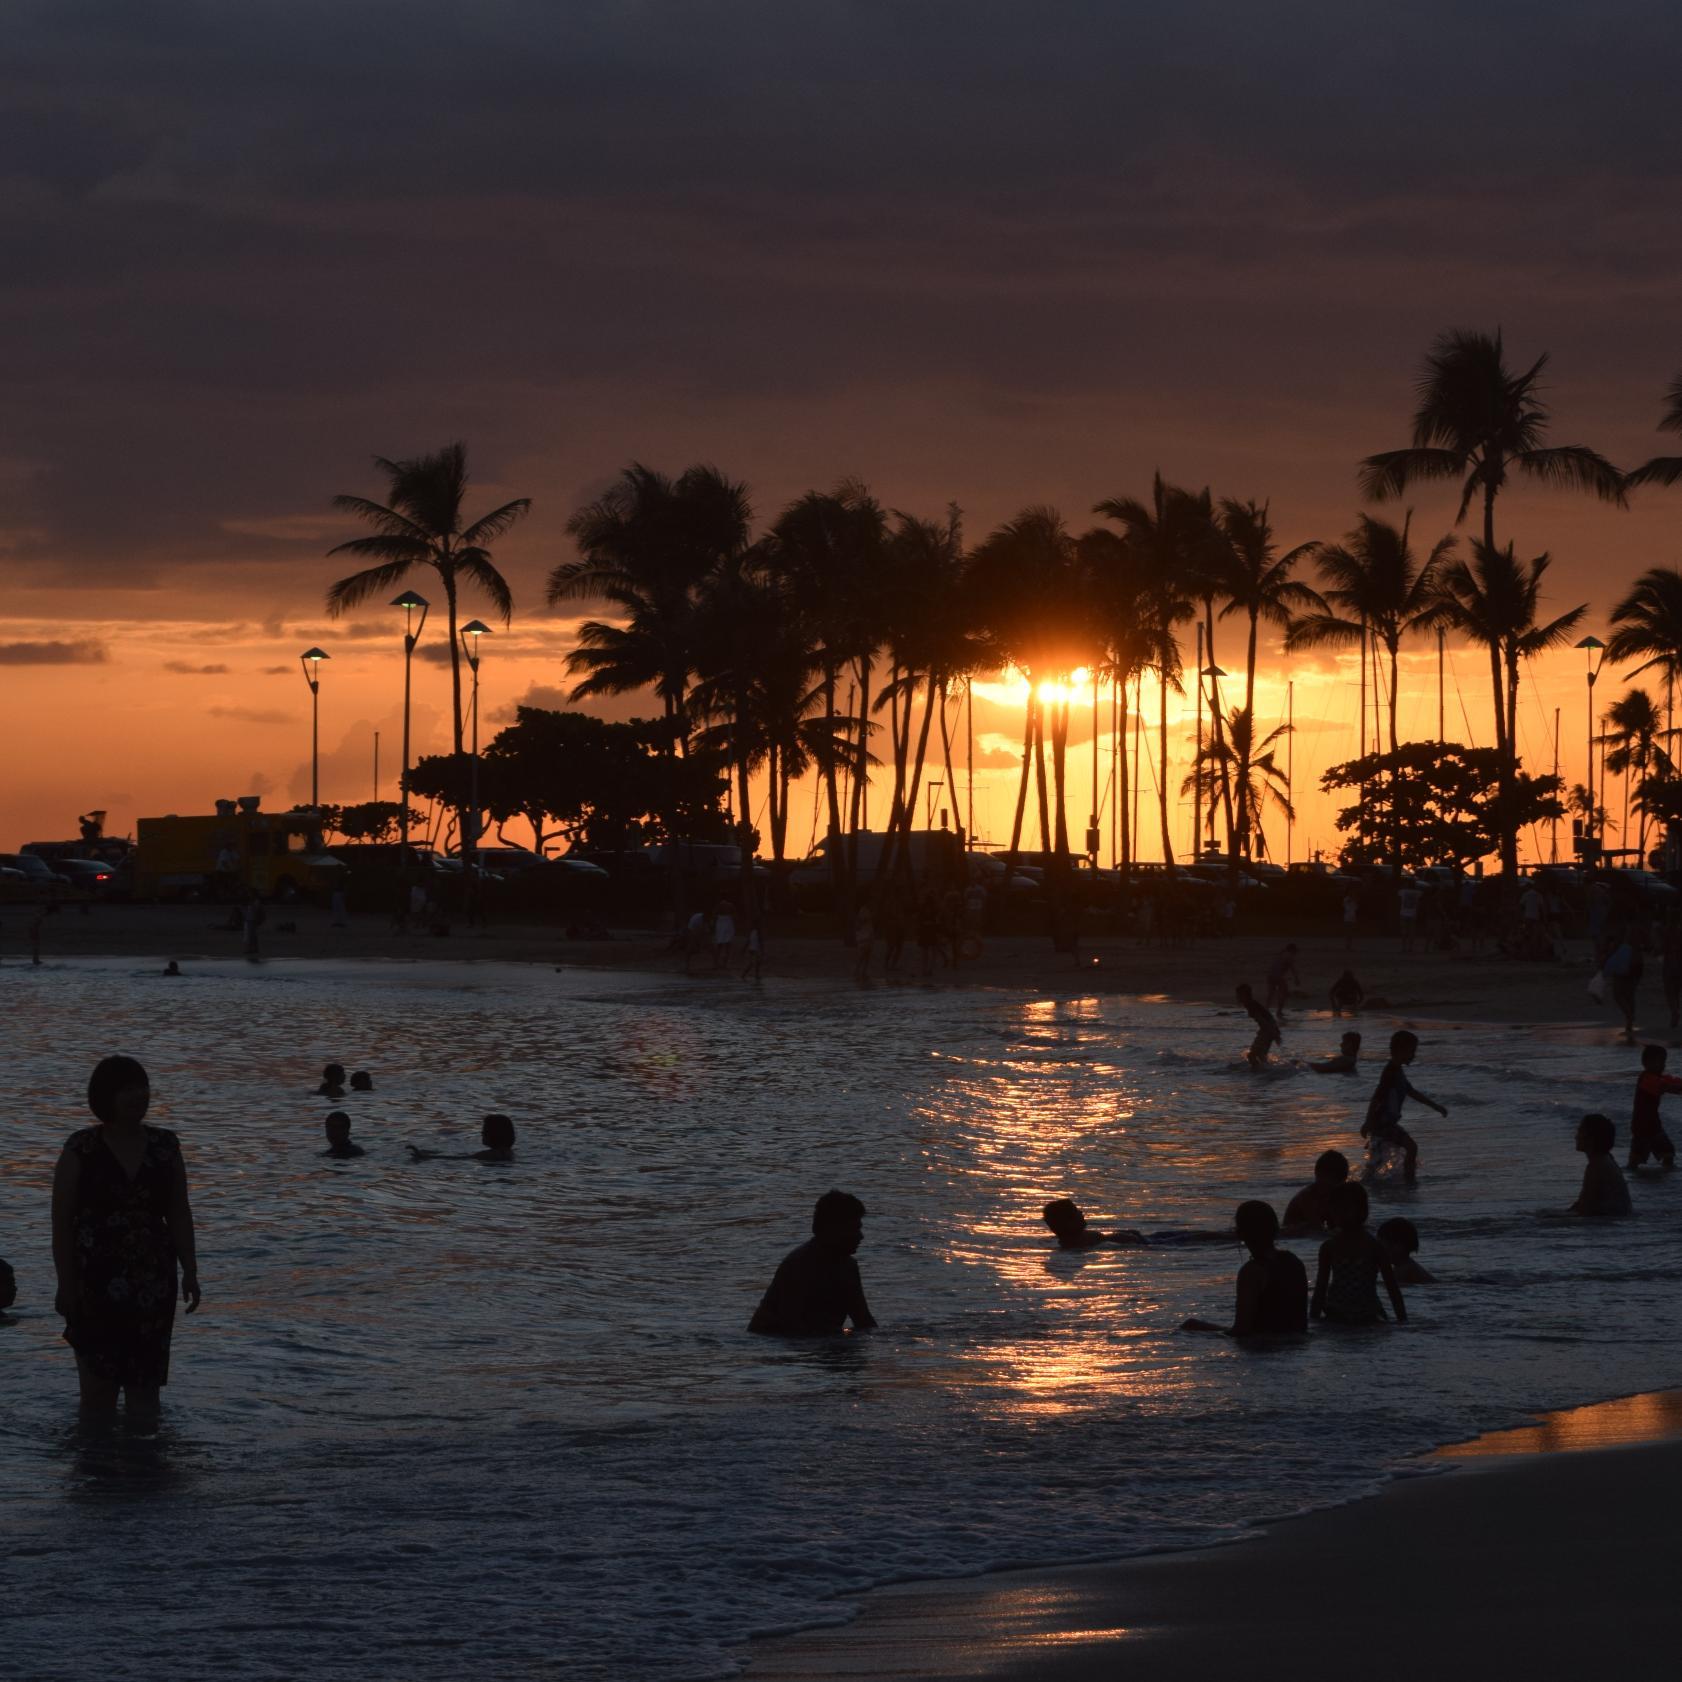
[1360,329,1624,558]
[1429,540,1586,874]
[1182,707,1294,861]
[1288,514,1454,756]
[551,463,753,744]
[1608,567,1682,752]
[1212,498,1320,862]
[1094,475,1206,870]
[327,442,528,760]
[1626,374,1682,489]
[1603,688,1670,863]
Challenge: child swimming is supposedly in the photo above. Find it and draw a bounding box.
[317,1063,347,1099]
[1311,1182,1407,1325]
[349,1070,374,1093]
[1042,1198,1146,1249]
[322,1112,365,1159]
[1311,1031,1361,1075]
[407,1113,516,1163]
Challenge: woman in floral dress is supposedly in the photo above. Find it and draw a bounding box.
[52,1056,201,1416]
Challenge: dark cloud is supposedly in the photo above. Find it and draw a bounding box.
[0,637,108,664]
[162,659,230,674]
[208,705,290,724]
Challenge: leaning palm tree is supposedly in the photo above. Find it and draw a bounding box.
[1429,540,1586,875]
[1094,475,1207,870]
[1212,498,1320,862]
[1288,514,1454,756]
[1181,707,1294,862]
[326,442,528,758]
[1603,688,1671,862]
[1359,329,1624,557]
[1608,567,1682,750]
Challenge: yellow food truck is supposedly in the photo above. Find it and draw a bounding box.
[135,798,347,902]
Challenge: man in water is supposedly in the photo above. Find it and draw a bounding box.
[749,1190,878,1336]
[1630,1043,1682,1170]
[1281,1149,1350,1234]
[1572,1113,1633,1216]
[1311,1031,1362,1075]
[408,1113,516,1163]
[1328,970,1364,1016]
[1181,1201,1308,1337]
[1236,983,1281,1069]
[322,1112,365,1159]
[1041,1198,1145,1249]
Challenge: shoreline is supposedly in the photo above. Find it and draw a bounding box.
[0,904,1635,1033]
[745,1388,1682,1680]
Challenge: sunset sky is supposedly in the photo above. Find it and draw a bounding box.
[4,2,1682,862]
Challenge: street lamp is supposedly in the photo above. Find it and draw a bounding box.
[1577,635,1606,859]
[392,591,430,868]
[300,647,330,808]
[459,619,491,907]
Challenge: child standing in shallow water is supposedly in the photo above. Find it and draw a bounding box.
[1235,984,1281,1070]
[1362,1030,1447,1184]
[1311,1183,1406,1325]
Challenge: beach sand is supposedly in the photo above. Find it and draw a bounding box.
[3,902,1627,1032]
[748,1392,1682,1682]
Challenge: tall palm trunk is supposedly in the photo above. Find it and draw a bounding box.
[1004,693,1036,876]
[821,664,846,915]
[1033,703,1052,862]
[1118,671,1131,880]
[1157,660,1174,870]
[1235,606,1261,865]
[1206,600,1235,853]
[1051,695,1075,951]
[846,654,873,886]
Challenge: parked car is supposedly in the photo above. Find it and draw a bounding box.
[0,852,68,900]
[51,858,121,898]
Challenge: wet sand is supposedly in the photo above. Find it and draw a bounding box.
[747,1392,1682,1681]
[3,901,1627,1032]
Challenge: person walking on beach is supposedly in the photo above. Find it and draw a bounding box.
[749,1190,878,1337]
[1263,943,1298,1017]
[712,899,737,970]
[742,921,764,980]
[241,890,264,959]
[1628,1044,1681,1170]
[1604,927,1645,1044]
[1310,1183,1406,1325]
[1181,1201,1308,1337]
[1236,983,1282,1070]
[1397,881,1422,952]
[1572,1113,1633,1216]
[1361,1030,1447,1185]
[52,1056,202,1418]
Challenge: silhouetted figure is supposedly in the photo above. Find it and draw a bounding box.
[407,1113,516,1163]
[317,1063,347,1099]
[1376,1216,1434,1284]
[330,886,349,928]
[349,1070,374,1093]
[1282,1150,1351,1236]
[241,890,265,958]
[1264,942,1299,1015]
[712,899,736,970]
[1311,1183,1405,1325]
[1235,983,1281,1069]
[748,1190,878,1336]
[0,1255,15,1315]
[1181,1201,1308,1336]
[1605,929,1645,1044]
[1361,1030,1447,1185]
[1042,1198,1145,1249]
[1328,969,1365,1016]
[30,904,57,965]
[1629,1044,1681,1170]
[52,1056,202,1418]
[1310,1031,1362,1075]
[742,922,764,980]
[323,1111,365,1159]
[1572,1113,1632,1216]
[162,961,182,978]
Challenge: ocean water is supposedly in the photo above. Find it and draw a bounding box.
[3,956,1681,1680]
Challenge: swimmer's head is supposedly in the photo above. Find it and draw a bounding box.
[1376,1217,1420,1257]
[322,1063,346,1086]
[1042,1198,1086,1237]
[1234,1200,1278,1250]
[0,1257,15,1311]
[1329,1181,1369,1229]
[1577,1113,1615,1155]
[1389,1030,1419,1063]
[1341,1032,1361,1052]
[1642,1044,1668,1073]
[812,1189,866,1254]
[87,1055,150,1127]
[325,1111,352,1145]
[1314,1149,1350,1186]
[481,1113,516,1151]
[163,961,181,977]
[349,1070,373,1092]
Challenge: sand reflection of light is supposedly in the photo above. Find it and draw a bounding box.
[1434,1390,1682,1458]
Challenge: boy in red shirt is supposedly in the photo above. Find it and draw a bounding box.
[1630,1044,1682,1169]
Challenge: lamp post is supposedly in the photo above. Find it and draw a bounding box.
[1577,635,1606,859]
[393,591,430,869]
[300,647,330,808]
[459,619,491,912]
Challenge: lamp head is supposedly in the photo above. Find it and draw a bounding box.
[301,646,330,664]
[391,590,429,611]
[460,619,492,638]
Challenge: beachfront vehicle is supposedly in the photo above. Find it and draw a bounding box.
[788,829,962,904]
[0,852,69,901]
[136,798,347,903]
[50,859,120,899]
[475,846,550,877]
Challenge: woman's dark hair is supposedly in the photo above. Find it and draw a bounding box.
[87,1056,149,1124]
[1234,1200,1279,1245]
[1329,1181,1369,1226]
[1376,1216,1419,1254]
[1580,1112,1616,1153]
[482,1113,516,1149]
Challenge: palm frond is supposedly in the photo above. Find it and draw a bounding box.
[325,558,418,617]
[1626,455,1682,489]
[1517,445,1627,505]
[460,497,533,546]
[1358,448,1462,502]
